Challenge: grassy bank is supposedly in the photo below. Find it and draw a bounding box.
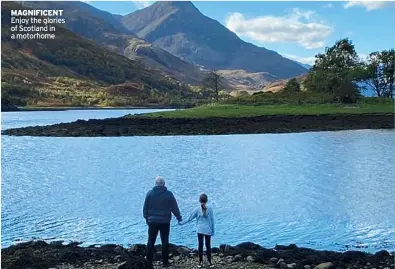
[142,103,394,119]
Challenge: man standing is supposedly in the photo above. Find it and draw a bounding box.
[143,176,182,267]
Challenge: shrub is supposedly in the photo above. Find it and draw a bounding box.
[283,78,301,93]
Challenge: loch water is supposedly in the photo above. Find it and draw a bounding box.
[2,109,395,252]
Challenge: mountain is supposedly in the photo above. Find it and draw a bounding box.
[21,1,132,47]
[295,62,312,70]
[20,1,207,85]
[19,1,279,90]
[217,70,277,91]
[122,1,307,79]
[300,63,312,70]
[1,2,191,107]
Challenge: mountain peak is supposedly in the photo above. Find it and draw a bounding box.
[150,1,198,13]
[162,1,194,7]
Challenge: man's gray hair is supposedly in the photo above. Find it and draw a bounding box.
[155,176,165,186]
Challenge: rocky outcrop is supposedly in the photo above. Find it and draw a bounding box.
[1,241,151,269]
[2,241,393,269]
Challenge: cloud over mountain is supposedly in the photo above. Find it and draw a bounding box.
[225,8,333,49]
[281,53,315,66]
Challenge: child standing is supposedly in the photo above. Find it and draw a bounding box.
[179,193,215,267]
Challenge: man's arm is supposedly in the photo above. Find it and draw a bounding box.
[169,192,182,221]
[143,191,151,220]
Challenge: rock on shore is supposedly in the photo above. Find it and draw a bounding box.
[1,241,394,269]
[2,113,394,137]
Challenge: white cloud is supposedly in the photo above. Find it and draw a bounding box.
[344,1,392,11]
[281,53,316,65]
[323,3,333,8]
[225,8,333,49]
[132,1,153,9]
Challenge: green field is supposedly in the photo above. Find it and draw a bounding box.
[143,103,395,118]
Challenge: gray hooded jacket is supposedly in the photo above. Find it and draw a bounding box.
[143,186,182,224]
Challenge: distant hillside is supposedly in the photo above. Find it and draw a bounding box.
[21,1,207,86]
[217,69,277,91]
[1,2,194,107]
[293,61,312,70]
[263,75,308,93]
[22,1,132,41]
[122,1,307,79]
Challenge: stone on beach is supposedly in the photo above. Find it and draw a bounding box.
[314,262,334,269]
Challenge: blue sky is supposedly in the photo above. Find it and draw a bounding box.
[89,1,395,65]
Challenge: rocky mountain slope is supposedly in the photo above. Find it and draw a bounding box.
[5,0,309,99]
[217,70,278,93]
[1,1,192,107]
[122,1,307,79]
[20,1,207,86]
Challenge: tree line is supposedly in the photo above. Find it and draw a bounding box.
[363,50,394,98]
[304,38,394,102]
[204,38,394,104]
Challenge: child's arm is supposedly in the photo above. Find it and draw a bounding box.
[179,208,197,225]
[209,208,215,236]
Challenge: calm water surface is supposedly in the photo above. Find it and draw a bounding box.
[2,109,395,252]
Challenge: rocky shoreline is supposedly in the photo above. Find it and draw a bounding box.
[2,113,394,137]
[1,241,394,269]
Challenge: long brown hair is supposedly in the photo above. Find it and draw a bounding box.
[200,193,208,216]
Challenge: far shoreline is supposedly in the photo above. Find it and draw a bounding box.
[3,113,394,137]
[2,105,187,112]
